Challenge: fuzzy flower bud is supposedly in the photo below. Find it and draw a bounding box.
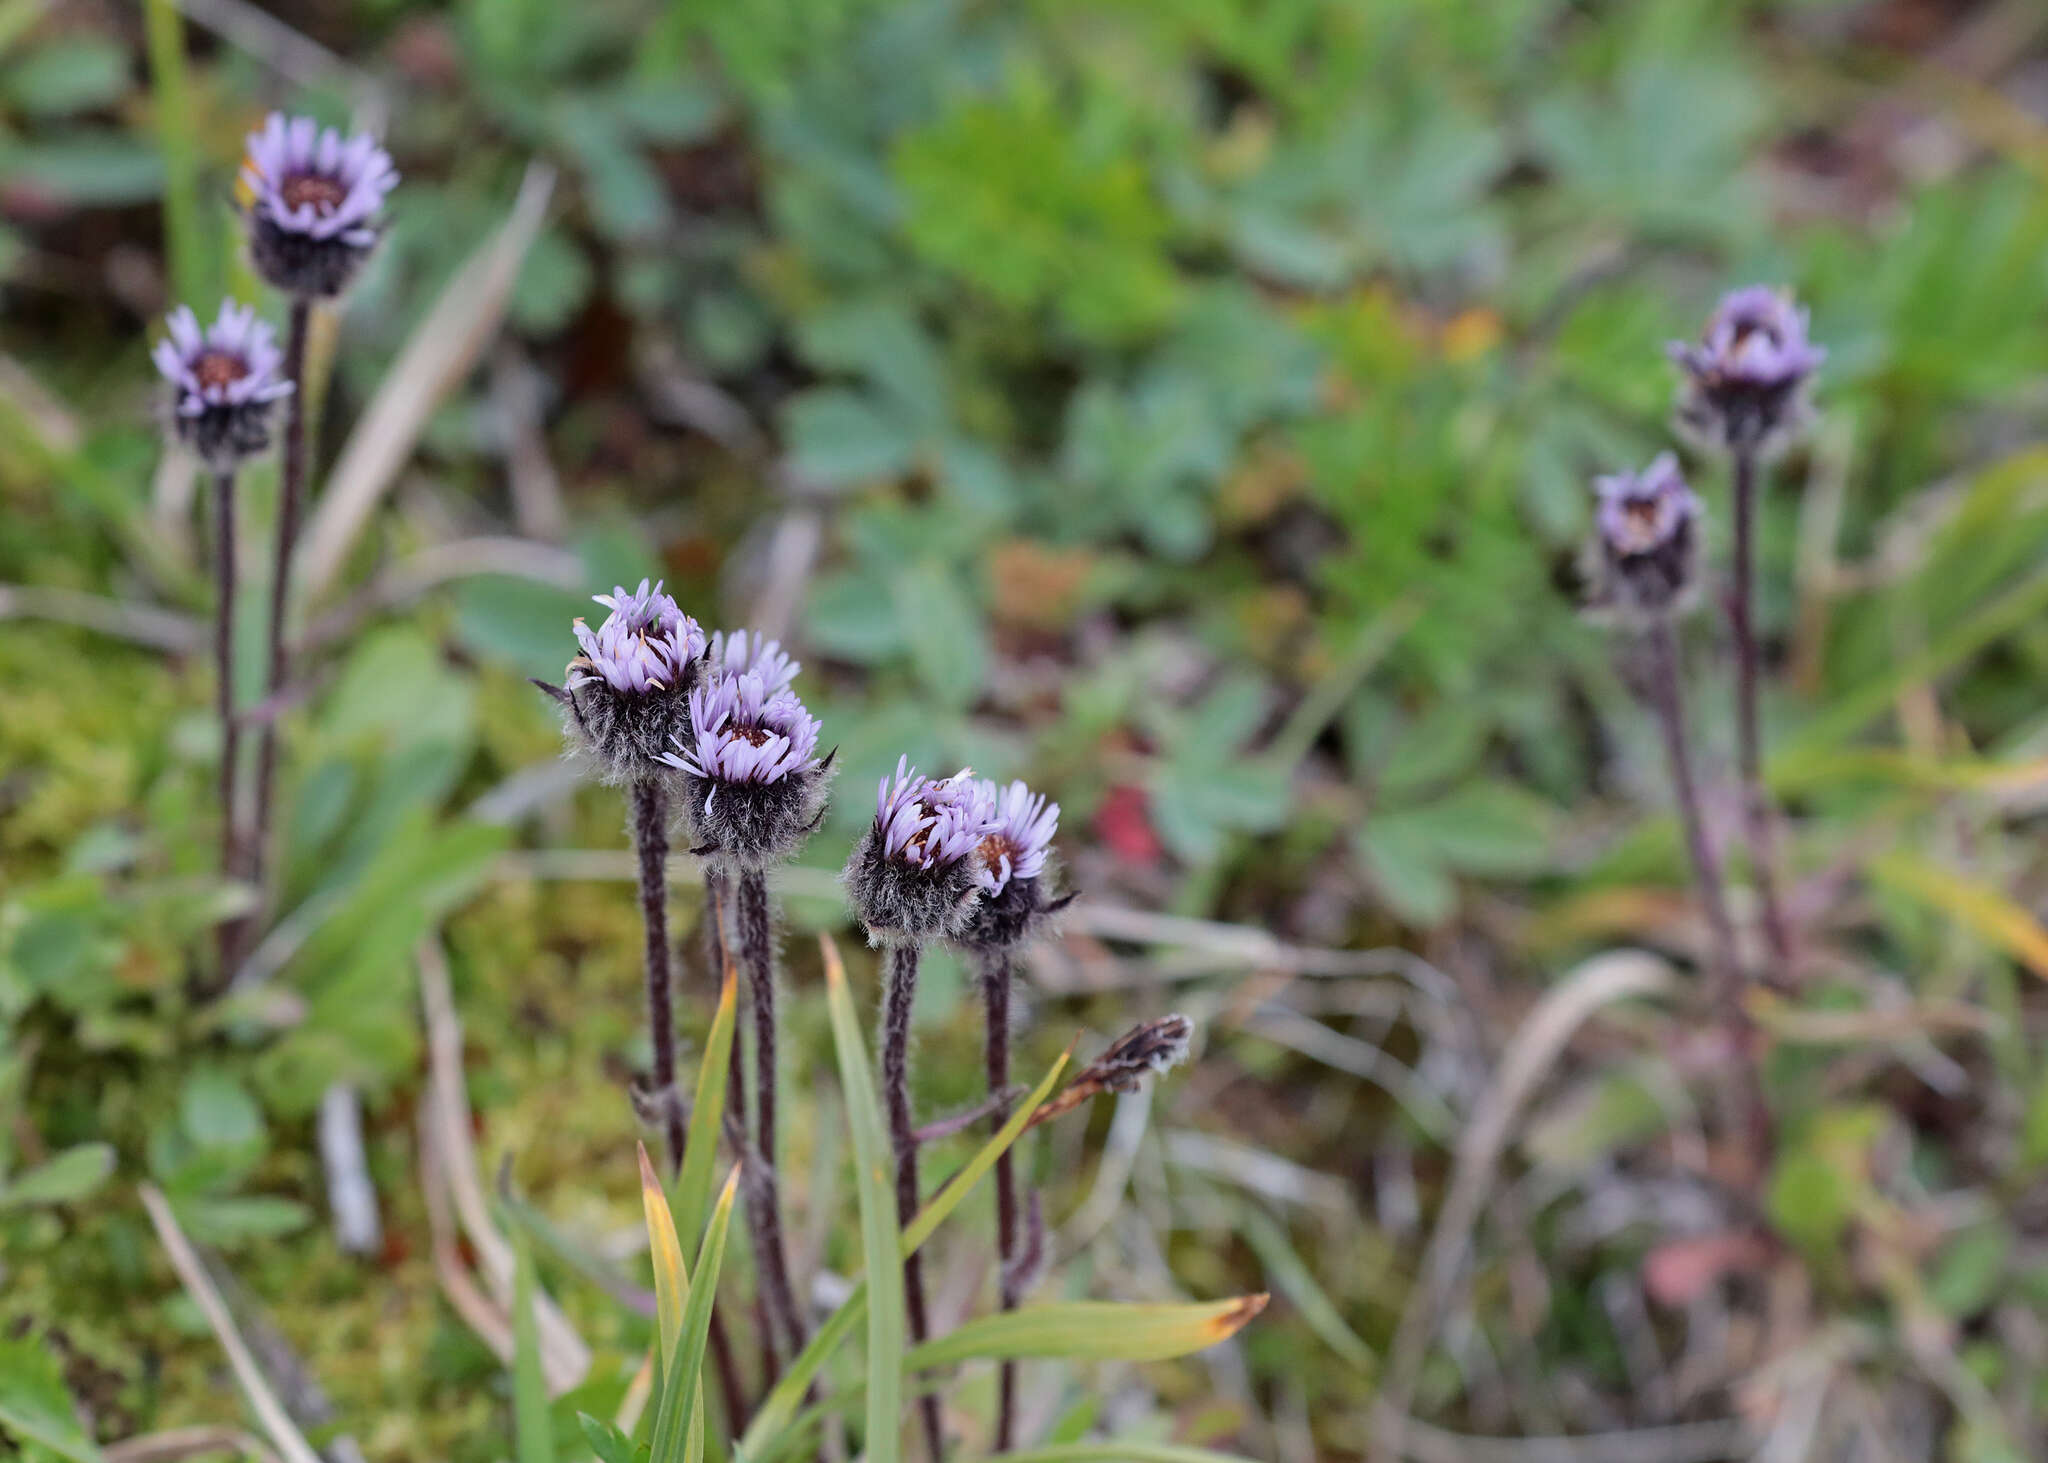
[660,644,833,869]
[151,301,294,470]
[957,778,1068,950]
[843,757,1000,946]
[535,579,705,784]
[1668,285,1825,453]
[1585,453,1703,623]
[241,113,400,299]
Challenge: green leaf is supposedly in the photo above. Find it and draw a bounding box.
[578,1414,638,1463]
[1930,1223,2013,1321]
[0,1335,103,1462]
[904,1297,1268,1370]
[821,937,903,1463]
[648,1166,738,1463]
[0,1142,114,1210]
[513,1229,557,1463]
[892,562,986,709]
[4,37,128,116]
[783,388,919,489]
[638,1144,687,1368]
[670,965,738,1250]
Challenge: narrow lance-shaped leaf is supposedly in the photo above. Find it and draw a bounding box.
[672,966,738,1248]
[903,1296,1269,1371]
[512,1228,557,1463]
[657,1163,740,1463]
[821,934,903,1463]
[638,1141,687,1366]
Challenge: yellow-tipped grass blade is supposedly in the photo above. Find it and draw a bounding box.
[638,1142,688,1367]
[903,1296,1269,1371]
[1873,851,2048,979]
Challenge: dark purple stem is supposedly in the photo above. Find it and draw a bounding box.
[212,469,241,974]
[631,777,688,1172]
[883,944,946,1463]
[737,868,806,1374]
[247,297,310,930]
[1729,444,1793,981]
[1646,620,1765,1165]
[980,950,1020,1452]
[695,868,753,1426]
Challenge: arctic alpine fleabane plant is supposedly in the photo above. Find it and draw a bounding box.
[238,114,400,938]
[953,776,1067,1451]
[153,300,293,968]
[240,112,401,302]
[1586,451,1702,624]
[151,301,294,472]
[536,582,707,1170]
[661,633,833,1373]
[1586,456,1762,1166]
[1668,284,1825,457]
[844,756,1000,1463]
[1670,285,1826,978]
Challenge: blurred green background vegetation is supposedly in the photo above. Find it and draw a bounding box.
[6,0,2048,1458]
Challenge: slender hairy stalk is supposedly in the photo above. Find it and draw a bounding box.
[630,777,688,1169]
[1645,621,1765,1164]
[694,871,750,1426]
[249,298,311,912]
[883,944,946,1463]
[980,950,1021,1452]
[211,470,242,973]
[1728,445,1792,979]
[736,869,806,1372]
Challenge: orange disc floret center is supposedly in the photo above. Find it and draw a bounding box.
[281,172,348,213]
[194,350,249,391]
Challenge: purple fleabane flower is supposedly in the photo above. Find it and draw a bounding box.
[1585,452,1702,623]
[707,629,800,694]
[152,301,295,469]
[1668,285,1825,453]
[958,778,1070,950]
[844,757,1001,945]
[241,112,400,298]
[535,579,706,784]
[661,656,833,868]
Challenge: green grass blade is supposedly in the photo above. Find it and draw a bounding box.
[821,934,903,1463]
[512,1228,557,1463]
[638,1142,687,1366]
[673,966,739,1248]
[142,0,207,307]
[737,1028,1070,1459]
[903,1297,1269,1371]
[649,1164,739,1463]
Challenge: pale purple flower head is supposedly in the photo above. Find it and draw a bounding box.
[1668,285,1825,452]
[957,777,1068,951]
[569,580,704,696]
[845,757,1002,946]
[969,779,1059,895]
[241,113,400,298]
[707,629,799,694]
[661,652,832,867]
[1587,452,1702,621]
[536,580,706,785]
[876,759,991,870]
[151,301,294,468]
